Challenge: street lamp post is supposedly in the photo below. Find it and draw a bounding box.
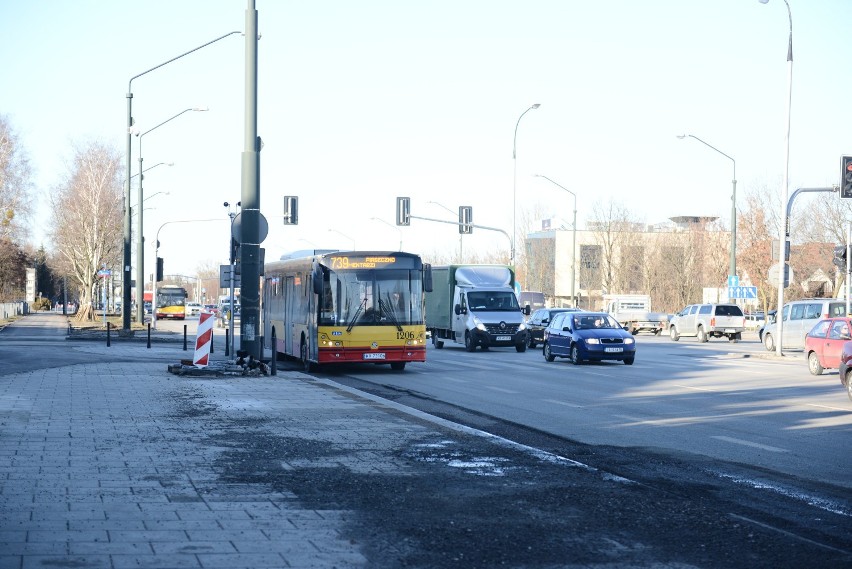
[136,107,208,324]
[512,104,540,264]
[534,175,577,306]
[427,201,463,262]
[153,218,224,330]
[677,134,737,279]
[759,0,793,356]
[370,217,403,250]
[328,229,356,250]
[122,30,240,331]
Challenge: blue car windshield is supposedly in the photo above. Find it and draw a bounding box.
[573,314,621,330]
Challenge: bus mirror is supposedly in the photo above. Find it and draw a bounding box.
[311,266,323,295]
[423,263,433,292]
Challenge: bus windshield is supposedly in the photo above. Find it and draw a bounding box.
[320,268,423,327]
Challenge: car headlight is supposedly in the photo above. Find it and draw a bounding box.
[585,338,600,345]
[473,316,486,331]
[518,323,526,331]
[623,337,635,345]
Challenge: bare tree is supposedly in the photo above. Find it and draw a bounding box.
[49,141,123,321]
[590,199,643,296]
[0,115,33,242]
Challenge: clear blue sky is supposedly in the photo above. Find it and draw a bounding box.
[2,0,851,283]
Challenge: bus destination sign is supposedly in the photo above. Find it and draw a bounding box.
[330,256,396,269]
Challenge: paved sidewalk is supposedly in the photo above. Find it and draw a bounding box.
[0,345,432,568]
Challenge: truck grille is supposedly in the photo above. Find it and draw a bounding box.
[484,323,517,334]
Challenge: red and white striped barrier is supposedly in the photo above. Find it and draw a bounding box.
[193,312,215,367]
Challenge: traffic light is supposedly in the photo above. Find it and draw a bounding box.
[842,156,852,199]
[156,257,163,282]
[283,196,298,225]
[833,245,848,269]
[396,197,411,226]
[459,206,473,234]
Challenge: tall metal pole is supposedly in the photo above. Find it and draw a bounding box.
[535,175,577,306]
[760,0,793,356]
[677,134,737,279]
[512,104,540,265]
[122,30,240,331]
[240,0,261,359]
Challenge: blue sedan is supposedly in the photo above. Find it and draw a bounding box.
[543,311,636,365]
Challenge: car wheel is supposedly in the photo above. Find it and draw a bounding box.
[763,333,775,352]
[464,332,477,352]
[697,326,708,343]
[807,352,824,376]
[571,344,583,365]
[515,342,526,353]
[624,356,635,365]
[669,326,680,341]
[846,370,852,402]
[543,342,555,362]
[528,337,537,349]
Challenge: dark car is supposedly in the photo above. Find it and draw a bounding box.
[804,317,852,375]
[542,311,636,365]
[526,307,583,349]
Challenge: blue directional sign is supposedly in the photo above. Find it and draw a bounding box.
[727,275,739,288]
[728,286,757,299]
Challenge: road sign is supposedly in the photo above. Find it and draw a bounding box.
[219,264,241,288]
[727,275,739,288]
[728,286,757,300]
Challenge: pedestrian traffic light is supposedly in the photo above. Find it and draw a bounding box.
[833,245,847,269]
[156,257,163,282]
[842,156,852,199]
[396,197,411,226]
[459,206,473,234]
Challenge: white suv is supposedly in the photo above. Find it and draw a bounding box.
[669,303,745,342]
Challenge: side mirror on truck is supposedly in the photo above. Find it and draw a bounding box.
[454,304,466,315]
[523,305,531,316]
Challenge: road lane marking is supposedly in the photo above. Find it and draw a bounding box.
[542,398,583,408]
[711,435,789,453]
[483,385,519,394]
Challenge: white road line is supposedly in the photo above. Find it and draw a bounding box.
[711,435,789,453]
[542,398,583,408]
[483,385,520,394]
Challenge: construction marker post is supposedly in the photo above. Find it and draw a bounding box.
[183,325,188,351]
[193,312,215,368]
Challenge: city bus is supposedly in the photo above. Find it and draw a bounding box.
[262,250,432,371]
[156,285,188,320]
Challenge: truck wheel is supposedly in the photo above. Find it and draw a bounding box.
[515,342,526,353]
[543,342,555,362]
[763,333,775,352]
[464,332,477,352]
[669,326,680,341]
[528,337,537,349]
[727,333,738,343]
[432,334,444,349]
[697,326,708,343]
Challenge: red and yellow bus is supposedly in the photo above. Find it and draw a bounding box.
[156,285,187,320]
[262,251,432,371]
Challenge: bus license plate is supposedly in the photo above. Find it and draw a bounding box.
[496,336,511,341]
[363,353,386,360]
[604,347,623,353]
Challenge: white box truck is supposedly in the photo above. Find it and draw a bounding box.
[426,265,530,352]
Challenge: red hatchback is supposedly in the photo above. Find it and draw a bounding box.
[804,317,852,375]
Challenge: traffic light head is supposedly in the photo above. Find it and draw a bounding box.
[458,206,473,234]
[396,197,411,226]
[833,245,848,269]
[841,156,852,199]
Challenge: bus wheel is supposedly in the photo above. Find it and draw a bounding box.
[390,362,406,371]
[300,340,314,372]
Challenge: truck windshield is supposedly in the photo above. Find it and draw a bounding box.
[466,291,519,312]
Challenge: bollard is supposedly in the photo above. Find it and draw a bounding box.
[183,325,188,351]
[225,329,230,357]
[106,322,111,347]
[210,330,214,354]
[147,322,151,348]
